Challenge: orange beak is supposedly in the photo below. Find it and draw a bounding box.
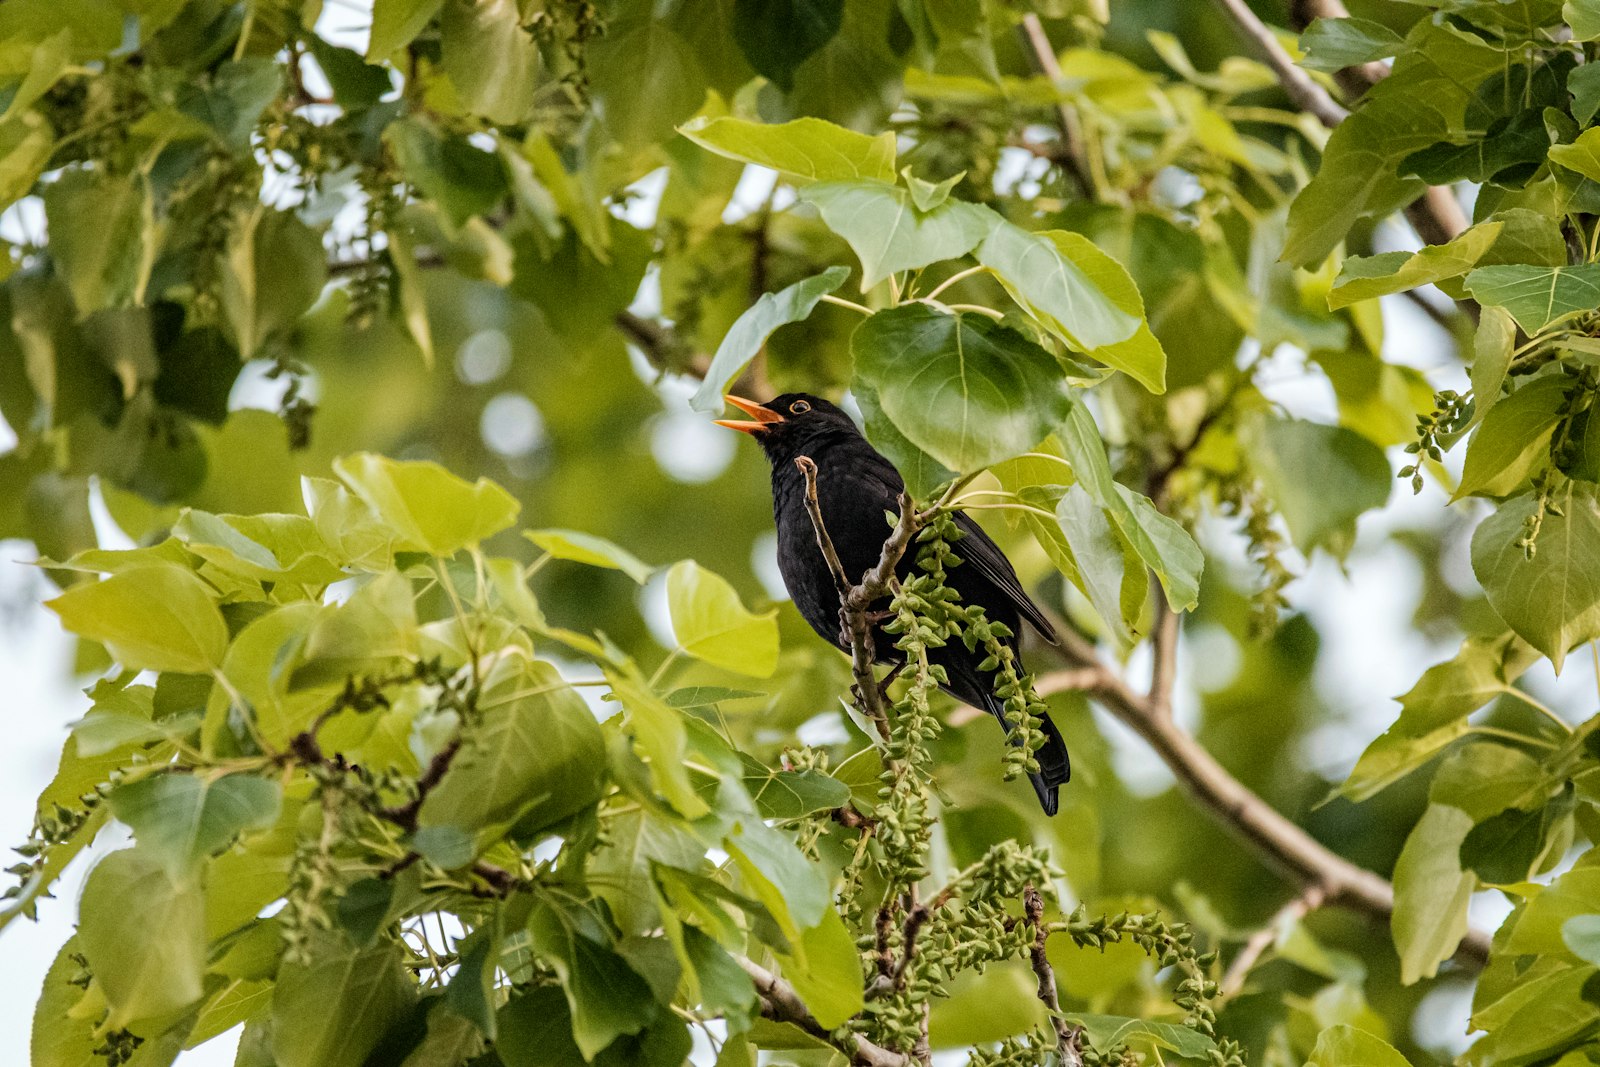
[713,395,785,435]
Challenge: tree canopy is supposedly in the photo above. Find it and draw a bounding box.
[4,0,1600,1065]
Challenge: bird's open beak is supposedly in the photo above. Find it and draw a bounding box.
[713,395,784,435]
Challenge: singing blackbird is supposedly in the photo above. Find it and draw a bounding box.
[715,392,1070,815]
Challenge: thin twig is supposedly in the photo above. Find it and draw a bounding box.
[795,456,899,741]
[738,957,912,1067]
[1024,885,1083,1066]
[1033,652,1492,967]
[1016,14,1095,198]
[1277,0,1471,249]
[1210,0,1349,127]
[1220,882,1329,998]
[1148,592,1178,720]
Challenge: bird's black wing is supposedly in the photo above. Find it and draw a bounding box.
[951,511,1059,644]
[853,454,1057,644]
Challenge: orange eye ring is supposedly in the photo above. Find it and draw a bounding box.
[789,400,811,414]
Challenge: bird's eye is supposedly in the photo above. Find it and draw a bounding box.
[789,400,811,414]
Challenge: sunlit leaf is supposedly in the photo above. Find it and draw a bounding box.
[47,563,228,674]
[666,560,779,677]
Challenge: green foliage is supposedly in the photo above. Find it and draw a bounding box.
[15,0,1600,1065]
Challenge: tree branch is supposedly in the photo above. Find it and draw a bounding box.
[738,957,912,1067]
[1224,0,1469,248]
[1024,885,1084,1066]
[1209,0,1348,126]
[1220,881,1329,998]
[1148,595,1179,720]
[1034,641,1492,967]
[1016,14,1096,199]
[795,456,898,740]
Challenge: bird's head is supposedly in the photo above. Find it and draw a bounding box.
[714,393,862,463]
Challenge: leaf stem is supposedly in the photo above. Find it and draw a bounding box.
[1467,724,1558,748]
[950,501,1059,521]
[945,303,1005,320]
[649,648,683,688]
[1499,685,1572,733]
[819,293,873,316]
[923,265,990,301]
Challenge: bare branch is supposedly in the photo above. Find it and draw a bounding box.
[1016,14,1096,198]
[1148,594,1179,720]
[1220,882,1329,998]
[1024,885,1084,1067]
[738,957,913,1067]
[794,456,907,741]
[1209,0,1348,127]
[1034,652,1492,967]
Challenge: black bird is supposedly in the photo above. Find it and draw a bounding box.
[715,392,1070,815]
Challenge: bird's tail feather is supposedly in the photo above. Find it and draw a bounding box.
[977,689,1071,817]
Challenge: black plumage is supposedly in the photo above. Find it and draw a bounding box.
[716,392,1070,815]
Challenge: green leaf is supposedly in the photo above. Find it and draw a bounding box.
[217,205,327,360]
[368,0,444,59]
[1391,804,1475,985]
[1327,222,1501,309]
[411,824,475,868]
[78,849,206,1027]
[666,560,779,676]
[1463,963,1600,1067]
[1573,0,1600,40]
[1342,632,1537,802]
[420,658,606,837]
[800,180,994,289]
[386,222,435,364]
[588,19,706,148]
[1461,787,1572,884]
[1456,375,1569,500]
[0,112,54,213]
[445,920,502,1038]
[851,303,1072,474]
[1571,60,1600,124]
[272,939,416,1067]
[528,900,657,1058]
[780,904,863,1029]
[743,760,851,819]
[1306,1024,1412,1067]
[663,686,761,708]
[1248,417,1391,560]
[1430,742,1548,822]
[47,563,228,673]
[690,266,851,414]
[522,529,654,583]
[1059,402,1204,612]
[439,0,539,124]
[1550,126,1600,184]
[676,115,897,184]
[1472,483,1600,670]
[606,666,713,819]
[306,38,392,110]
[333,452,520,557]
[42,169,149,314]
[851,377,957,499]
[1563,915,1600,965]
[1055,482,1138,644]
[1465,264,1600,334]
[32,935,189,1067]
[1062,1014,1216,1057]
[108,773,280,874]
[1284,21,1503,266]
[732,0,842,91]
[1298,17,1404,73]
[1468,306,1517,432]
[975,222,1146,368]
